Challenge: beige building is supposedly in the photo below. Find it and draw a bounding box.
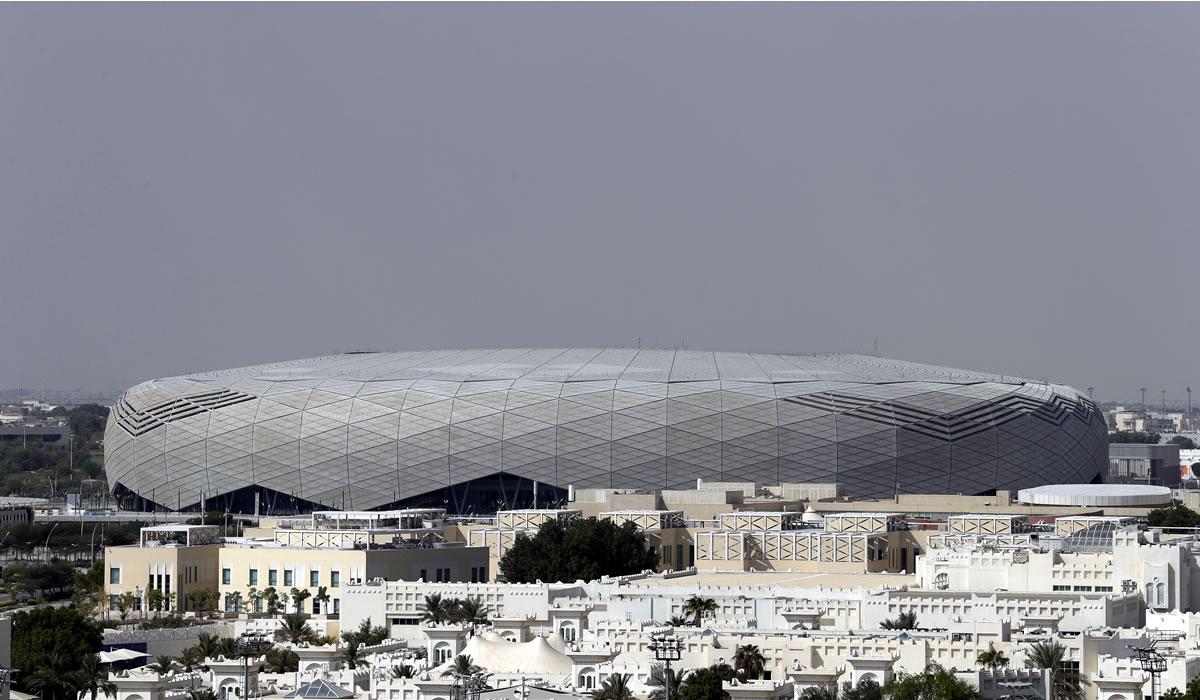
[103,525,223,614]
[216,540,489,617]
[104,520,489,620]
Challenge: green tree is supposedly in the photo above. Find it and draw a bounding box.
[648,665,687,700]
[882,664,983,700]
[188,690,220,700]
[341,639,370,670]
[798,688,837,700]
[72,653,118,700]
[275,613,319,644]
[666,615,689,627]
[1169,435,1198,450]
[263,586,281,615]
[880,611,918,630]
[313,586,331,614]
[1024,640,1088,700]
[193,632,223,660]
[187,587,219,617]
[1147,503,1200,528]
[420,593,452,624]
[451,597,490,625]
[147,654,178,674]
[499,518,659,583]
[390,664,416,679]
[443,654,481,676]
[593,673,635,700]
[290,587,311,614]
[733,644,766,680]
[11,606,103,695]
[146,588,166,615]
[179,646,206,672]
[117,591,138,620]
[677,664,736,700]
[342,617,388,646]
[683,596,718,627]
[264,646,300,673]
[840,679,882,700]
[976,643,1009,669]
[1109,431,1160,444]
[26,651,78,700]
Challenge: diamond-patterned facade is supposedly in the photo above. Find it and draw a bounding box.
[104,350,1107,510]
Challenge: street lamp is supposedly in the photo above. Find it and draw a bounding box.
[1131,640,1167,700]
[237,632,270,698]
[649,635,683,700]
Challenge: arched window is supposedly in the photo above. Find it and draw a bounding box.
[434,642,453,664]
[559,623,576,643]
[933,573,949,591]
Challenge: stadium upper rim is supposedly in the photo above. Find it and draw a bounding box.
[125,349,1065,392]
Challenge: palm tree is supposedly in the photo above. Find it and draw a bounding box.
[290,587,312,614]
[734,644,767,680]
[178,646,206,672]
[72,654,118,700]
[313,586,331,615]
[189,690,220,700]
[390,664,416,679]
[275,613,319,644]
[682,595,718,627]
[798,688,838,700]
[421,593,451,624]
[647,664,687,700]
[341,639,370,670]
[976,643,1009,669]
[666,615,689,627]
[264,646,300,673]
[194,632,222,660]
[443,654,481,676]
[880,611,918,630]
[146,654,177,675]
[1024,640,1088,700]
[26,651,76,700]
[592,673,634,700]
[453,597,491,625]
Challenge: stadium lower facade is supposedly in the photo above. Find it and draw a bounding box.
[104,350,1107,513]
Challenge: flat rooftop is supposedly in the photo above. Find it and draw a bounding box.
[623,571,918,589]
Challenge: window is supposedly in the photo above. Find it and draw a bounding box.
[222,568,232,585]
[419,569,427,581]
[333,598,341,615]
[330,571,340,588]
[312,599,320,615]
[109,594,120,610]
[284,570,294,587]
[560,624,576,642]
[1053,585,1071,591]
[109,567,121,584]
[249,569,259,586]
[663,545,672,564]
[310,570,320,587]
[269,569,278,586]
[254,597,263,613]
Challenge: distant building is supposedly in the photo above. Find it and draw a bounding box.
[1108,443,1181,487]
[0,423,72,447]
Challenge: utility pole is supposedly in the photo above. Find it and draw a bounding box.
[1162,389,1167,416]
[1087,387,1095,402]
[1142,387,1148,413]
[649,635,682,700]
[1189,387,1193,428]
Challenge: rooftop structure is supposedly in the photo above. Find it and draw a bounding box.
[1017,484,1172,507]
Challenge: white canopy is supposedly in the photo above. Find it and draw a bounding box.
[455,635,573,675]
[99,649,149,663]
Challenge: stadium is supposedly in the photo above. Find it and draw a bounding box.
[104,349,1107,513]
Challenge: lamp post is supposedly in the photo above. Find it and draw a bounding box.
[237,631,270,699]
[649,635,683,700]
[1131,640,1167,700]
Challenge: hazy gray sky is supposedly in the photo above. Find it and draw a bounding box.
[2,3,1197,404]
